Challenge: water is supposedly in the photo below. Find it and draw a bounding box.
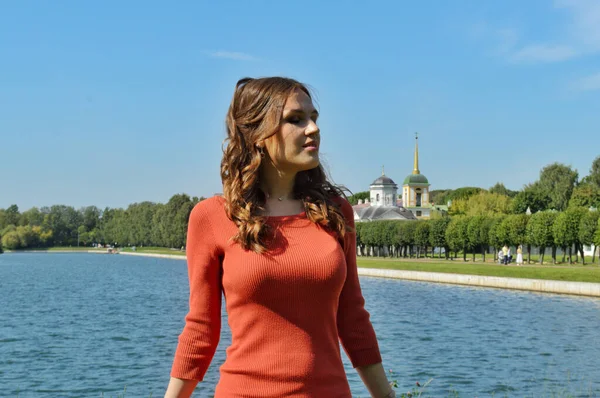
[1,253,599,397]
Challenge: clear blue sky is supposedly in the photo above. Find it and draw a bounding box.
[2,0,599,210]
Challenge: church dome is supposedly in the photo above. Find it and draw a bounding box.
[371,175,396,185]
[403,173,429,185]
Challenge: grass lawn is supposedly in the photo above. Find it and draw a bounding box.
[357,257,600,283]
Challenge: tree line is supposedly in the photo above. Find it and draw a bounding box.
[355,208,600,264]
[0,194,203,252]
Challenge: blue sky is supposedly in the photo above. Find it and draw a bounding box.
[1,0,599,210]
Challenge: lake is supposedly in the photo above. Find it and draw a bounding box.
[1,253,599,397]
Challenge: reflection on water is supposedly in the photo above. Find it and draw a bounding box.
[1,253,599,397]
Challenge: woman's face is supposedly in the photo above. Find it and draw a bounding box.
[263,88,320,173]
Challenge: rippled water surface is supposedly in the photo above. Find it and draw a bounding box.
[1,253,599,397]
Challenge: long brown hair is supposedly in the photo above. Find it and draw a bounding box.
[220,77,348,253]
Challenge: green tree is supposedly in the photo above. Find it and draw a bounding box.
[579,211,600,263]
[526,211,557,264]
[588,155,600,188]
[488,216,503,261]
[347,191,370,205]
[0,209,6,231]
[80,206,101,232]
[511,183,550,214]
[2,231,21,250]
[489,182,518,198]
[496,217,512,246]
[459,192,512,217]
[381,221,399,257]
[17,225,39,248]
[126,201,157,246]
[446,216,470,261]
[429,217,450,259]
[449,187,483,202]
[42,205,83,246]
[467,216,486,262]
[430,189,453,206]
[397,221,416,257]
[4,205,20,226]
[595,218,600,259]
[553,208,586,264]
[568,183,600,209]
[508,214,530,263]
[414,221,430,258]
[538,163,579,211]
[19,207,44,226]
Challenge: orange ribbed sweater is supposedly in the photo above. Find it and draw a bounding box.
[171,196,382,397]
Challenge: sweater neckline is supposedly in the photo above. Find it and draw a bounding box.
[265,211,307,222]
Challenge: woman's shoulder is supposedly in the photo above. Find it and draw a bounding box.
[330,194,353,219]
[190,195,227,221]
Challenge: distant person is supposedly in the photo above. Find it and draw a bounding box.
[506,246,512,264]
[164,77,394,398]
[502,245,509,265]
[516,245,523,266]
[498,249,504,264]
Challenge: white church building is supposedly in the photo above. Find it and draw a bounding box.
[353,134,435,222]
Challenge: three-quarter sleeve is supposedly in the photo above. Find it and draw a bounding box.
[336,198,382,368]
[171,202,223,380]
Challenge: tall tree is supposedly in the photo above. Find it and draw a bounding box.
[44,205,84,246]
[4,205,20,226]
[553,208,586,264]
[589,155,600,188]
[579,211,600,263]
[19,207,44,226]
[508,214,530,263]
[489,182,518,198]
[538,163,578,211]
[397,221,416,258]
[429,217,450,259]
[451,191,512,217]
[511,183,550,214]
[446,216,470,261]
[568,183,600,209]
[414,221,430,258]
[488,216,503,262]
[595,218,600,262]
[526,211,557,264]
[80,206,101,232]
[467,216,486,262]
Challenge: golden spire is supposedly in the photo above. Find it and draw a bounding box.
[412,132,420,175]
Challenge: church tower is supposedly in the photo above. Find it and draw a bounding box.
[402,133,432,219]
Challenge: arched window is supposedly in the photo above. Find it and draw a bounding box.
[376,193,380,203]
[416,188,422,207]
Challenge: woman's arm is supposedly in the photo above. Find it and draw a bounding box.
[333,198,395,397]
[168,200,224,390]
[356,363,396,398]
[164,377,198,398]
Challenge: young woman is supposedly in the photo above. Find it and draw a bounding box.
[516,245,523,266]
[164,77,395,398]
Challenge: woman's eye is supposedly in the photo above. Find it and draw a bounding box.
[287,117,301,124]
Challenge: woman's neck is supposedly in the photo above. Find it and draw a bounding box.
[260,165,297,201]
